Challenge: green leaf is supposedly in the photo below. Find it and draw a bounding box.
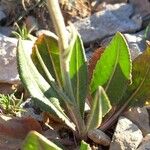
[86,86,111,131]
[90,32,132,105]
[69,25,88,117]
[17,40,76,131]
[80,140,91,150]
[22,131,62,150]
[17,39,88,135]
[123,42,150,106]
[32,34,62,88]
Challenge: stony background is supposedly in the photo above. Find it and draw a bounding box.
[0,0,150,149]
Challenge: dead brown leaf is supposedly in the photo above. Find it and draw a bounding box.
[0,115,42,149]
[88,47,104,82]
[43,112,66,131]
[60,0,91,23]
[0,115,42,139]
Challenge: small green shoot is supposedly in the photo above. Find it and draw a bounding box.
[12,22,36,40]
[0,91,24,116]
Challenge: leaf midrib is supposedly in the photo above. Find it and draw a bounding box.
[44,37,62,88]
[76,39,80,104]
[105,42,120,91]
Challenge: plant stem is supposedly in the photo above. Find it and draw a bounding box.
[46,0,86,137]
[46,0,74,100]
[46,0,68,52]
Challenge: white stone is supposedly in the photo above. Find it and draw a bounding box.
[88,129,111,146]
[129,0,150,18]
[109,116,143,150]
[0,10,6,21]
[124,31,145,60]
[123,107,150,136]
[74,3,142,44]
[0,34,35,84]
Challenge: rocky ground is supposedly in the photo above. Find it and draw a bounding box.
[0,0,150,149]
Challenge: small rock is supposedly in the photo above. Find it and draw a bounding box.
[43,129,59,140]
[86,47,93,60]
[20,98,42,121]
[20,107,43,121]
[20,98,33,108]
[129,0,150,18]
[125,30,146,50]
[0,26,12,36]
[91,0,128,12]
[137,134,150,150]
[131,14,142,27]
[100,0,127,4]
[123,107,150,136]
[0,83,14,94]
[0,10,6,22]
[142,14,150,28]
[0,34,35,84]
[74,3,142,44]
[124,31,146,59]
[88,129,111,146]
[109,116,143,150]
